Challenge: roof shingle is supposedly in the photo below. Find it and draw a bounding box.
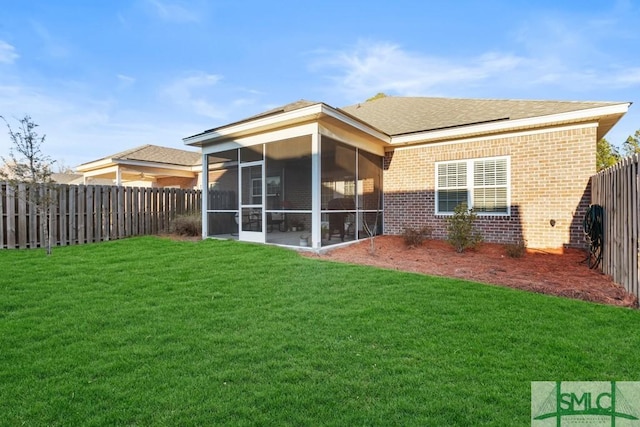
[339,96,623,136]
[79,144,201,167]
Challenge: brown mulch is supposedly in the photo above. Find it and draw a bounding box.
[303,236,637,308]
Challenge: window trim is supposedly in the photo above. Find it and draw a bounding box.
[435,156,511,216]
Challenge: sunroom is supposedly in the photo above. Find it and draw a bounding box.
[183,101,387,249]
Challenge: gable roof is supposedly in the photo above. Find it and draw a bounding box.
[77,144,201,170]
[187,100,323,141]
[184,96,630,148]
[339,96,626,136]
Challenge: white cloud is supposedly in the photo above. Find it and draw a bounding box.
[117,74,136,90]
[614,68,640,86]
[30,20,71,59]
[117,74,136,84]
[312,31,640,103]
[162,72,226,119]
[144,0,200,23]
[312,41,525,101]
[0,41,18,64]
[0,81,206,167]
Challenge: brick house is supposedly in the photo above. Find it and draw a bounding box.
[184,97,630,250]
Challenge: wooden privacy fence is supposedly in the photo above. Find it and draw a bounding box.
[1,182,201,250]
[590,154,640,297]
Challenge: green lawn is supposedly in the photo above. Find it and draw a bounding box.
[1,237,639,426]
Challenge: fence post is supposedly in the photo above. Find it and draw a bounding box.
[0,183,202,248]
[591,156,640,298]
[48,185,58,248]
[0,183,4,249]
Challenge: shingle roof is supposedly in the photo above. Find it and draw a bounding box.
[192,99,322,137]
[80,144,201,167]
[339,96,623,136]
[51,173,84,184]
[244,99,321,121]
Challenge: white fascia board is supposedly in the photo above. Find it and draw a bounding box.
[183,103,389,147]
[183,104,325,146]
[201,123,318,156]
[114,159,197,172]
[82,165,119,177]
[391,122,598,152]
[391,103,631,146]
[75,158,115,172]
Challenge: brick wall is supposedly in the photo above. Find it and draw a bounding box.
[383,125,596,249]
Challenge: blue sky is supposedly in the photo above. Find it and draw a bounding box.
[1,0,639,168]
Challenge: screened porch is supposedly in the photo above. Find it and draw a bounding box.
[204,134,383,249]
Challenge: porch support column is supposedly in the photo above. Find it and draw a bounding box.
[115,166,122,186]
[311,125,321,249]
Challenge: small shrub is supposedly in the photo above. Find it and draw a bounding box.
[446,203,483,253]
[402,226,432,248]
[171,214,202,236]
[505,240,527,258]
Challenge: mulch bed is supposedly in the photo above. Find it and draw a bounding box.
[303,236,637,308]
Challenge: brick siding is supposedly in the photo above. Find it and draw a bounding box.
[383,126,596,249]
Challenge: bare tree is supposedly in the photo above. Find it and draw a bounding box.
[1,115,56,255]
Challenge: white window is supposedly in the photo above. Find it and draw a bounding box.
[436,156,510,215]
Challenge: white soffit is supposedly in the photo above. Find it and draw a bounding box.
[184,104,389,147]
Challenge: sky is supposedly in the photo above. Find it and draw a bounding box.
[1,0,639,169]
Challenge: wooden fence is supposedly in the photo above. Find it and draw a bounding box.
[590,154,640,297]
[1,182,201,249]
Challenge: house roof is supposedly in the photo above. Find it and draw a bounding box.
[51,173,114,186]
[187,99,323,140]
[184,96,630,147]
[77,144,201,170]
[51,173,84,184]
[339,96,626,136]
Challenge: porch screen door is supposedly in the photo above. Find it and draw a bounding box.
[239,162,264,243]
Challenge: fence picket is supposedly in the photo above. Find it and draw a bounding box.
[0,183,4,249]
[102,188,110,241]
[59,185,68,246]
[49,186,58,248]
[591,156,640,297]
[86,186,94,243]
[28,186,37,248]
[0,183,201,250]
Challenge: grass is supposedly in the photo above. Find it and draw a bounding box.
[1,236,639,426]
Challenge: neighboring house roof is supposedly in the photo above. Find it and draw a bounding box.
[77,144,201,169]
[75,144,201,188]
[184,96,631,148]
[50,173,114,186]
[51,173,84,184]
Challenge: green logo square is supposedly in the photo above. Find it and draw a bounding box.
[532,381,640,426]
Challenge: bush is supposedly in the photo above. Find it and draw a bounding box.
[402,226,432,248]
[171,214,202,237]
[504,240,527,258]
[446,203,483,253]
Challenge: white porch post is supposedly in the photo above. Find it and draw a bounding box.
[201,153,208,239]
[115,166,122,186]
[311,125,320,249]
